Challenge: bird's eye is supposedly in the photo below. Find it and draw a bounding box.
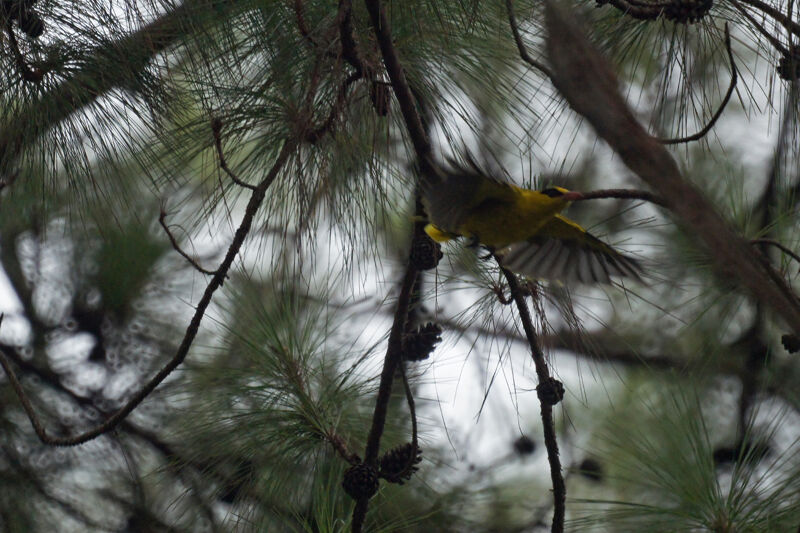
[541,187,565,198]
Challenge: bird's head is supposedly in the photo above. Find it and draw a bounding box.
[540,186,583,204]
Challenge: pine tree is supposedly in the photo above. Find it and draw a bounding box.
[0,0,799,531]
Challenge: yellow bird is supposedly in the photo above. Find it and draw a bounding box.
[421,156,642,284]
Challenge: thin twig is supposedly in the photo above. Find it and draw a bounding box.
[397,359,419,478]
[731,0,790,55]
[659,24,737,145]
[305,71,361,143]
[0,141,296,446]
[211,119,256,191]
[505,0,554,79]
[492,283,514,305]
[158,209,218,275]
[737,0,800,39]
[0,315,50,439]
[498,267,566,533]
[752,239,800,270]
[568,188,668,207]
[327,431,361,465]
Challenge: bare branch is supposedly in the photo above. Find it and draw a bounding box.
[158,209,218,275]
[752,238,800,271]
[211,119,256,191]
[505,0,554,79]
[363,0,431,164]
[659,24,738,145]
[327,431,361,465]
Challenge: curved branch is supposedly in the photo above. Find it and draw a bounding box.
[752,238,800,271]
[211,119,257,191]
[395,360,419,480]
[338,0,366,74]
[659,24,737,145]
[158,209,218,275]
[505,0,553,79]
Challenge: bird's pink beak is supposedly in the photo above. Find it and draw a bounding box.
[562,191,584,202]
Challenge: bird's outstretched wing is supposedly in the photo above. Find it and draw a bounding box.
[421,155,517,234]
[497,215,643,283]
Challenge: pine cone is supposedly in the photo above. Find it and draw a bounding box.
[370,82,390,117]
[404,322,442,361]
[577,458,603,482]
[18,10,43,38]
[536,377,565,406]
[513,435,536,456]
[782,333,800,353]
[342,463,379,500]
[409,233,442,271]
[664,0,713,23]
[778,47,800,81]
[379,443,422,484]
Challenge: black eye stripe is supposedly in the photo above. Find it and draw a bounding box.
[541,188,564,198]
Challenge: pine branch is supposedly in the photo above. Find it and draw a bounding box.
[543,0,800,334]
[0,140,296,446]
[0,0,241,175]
